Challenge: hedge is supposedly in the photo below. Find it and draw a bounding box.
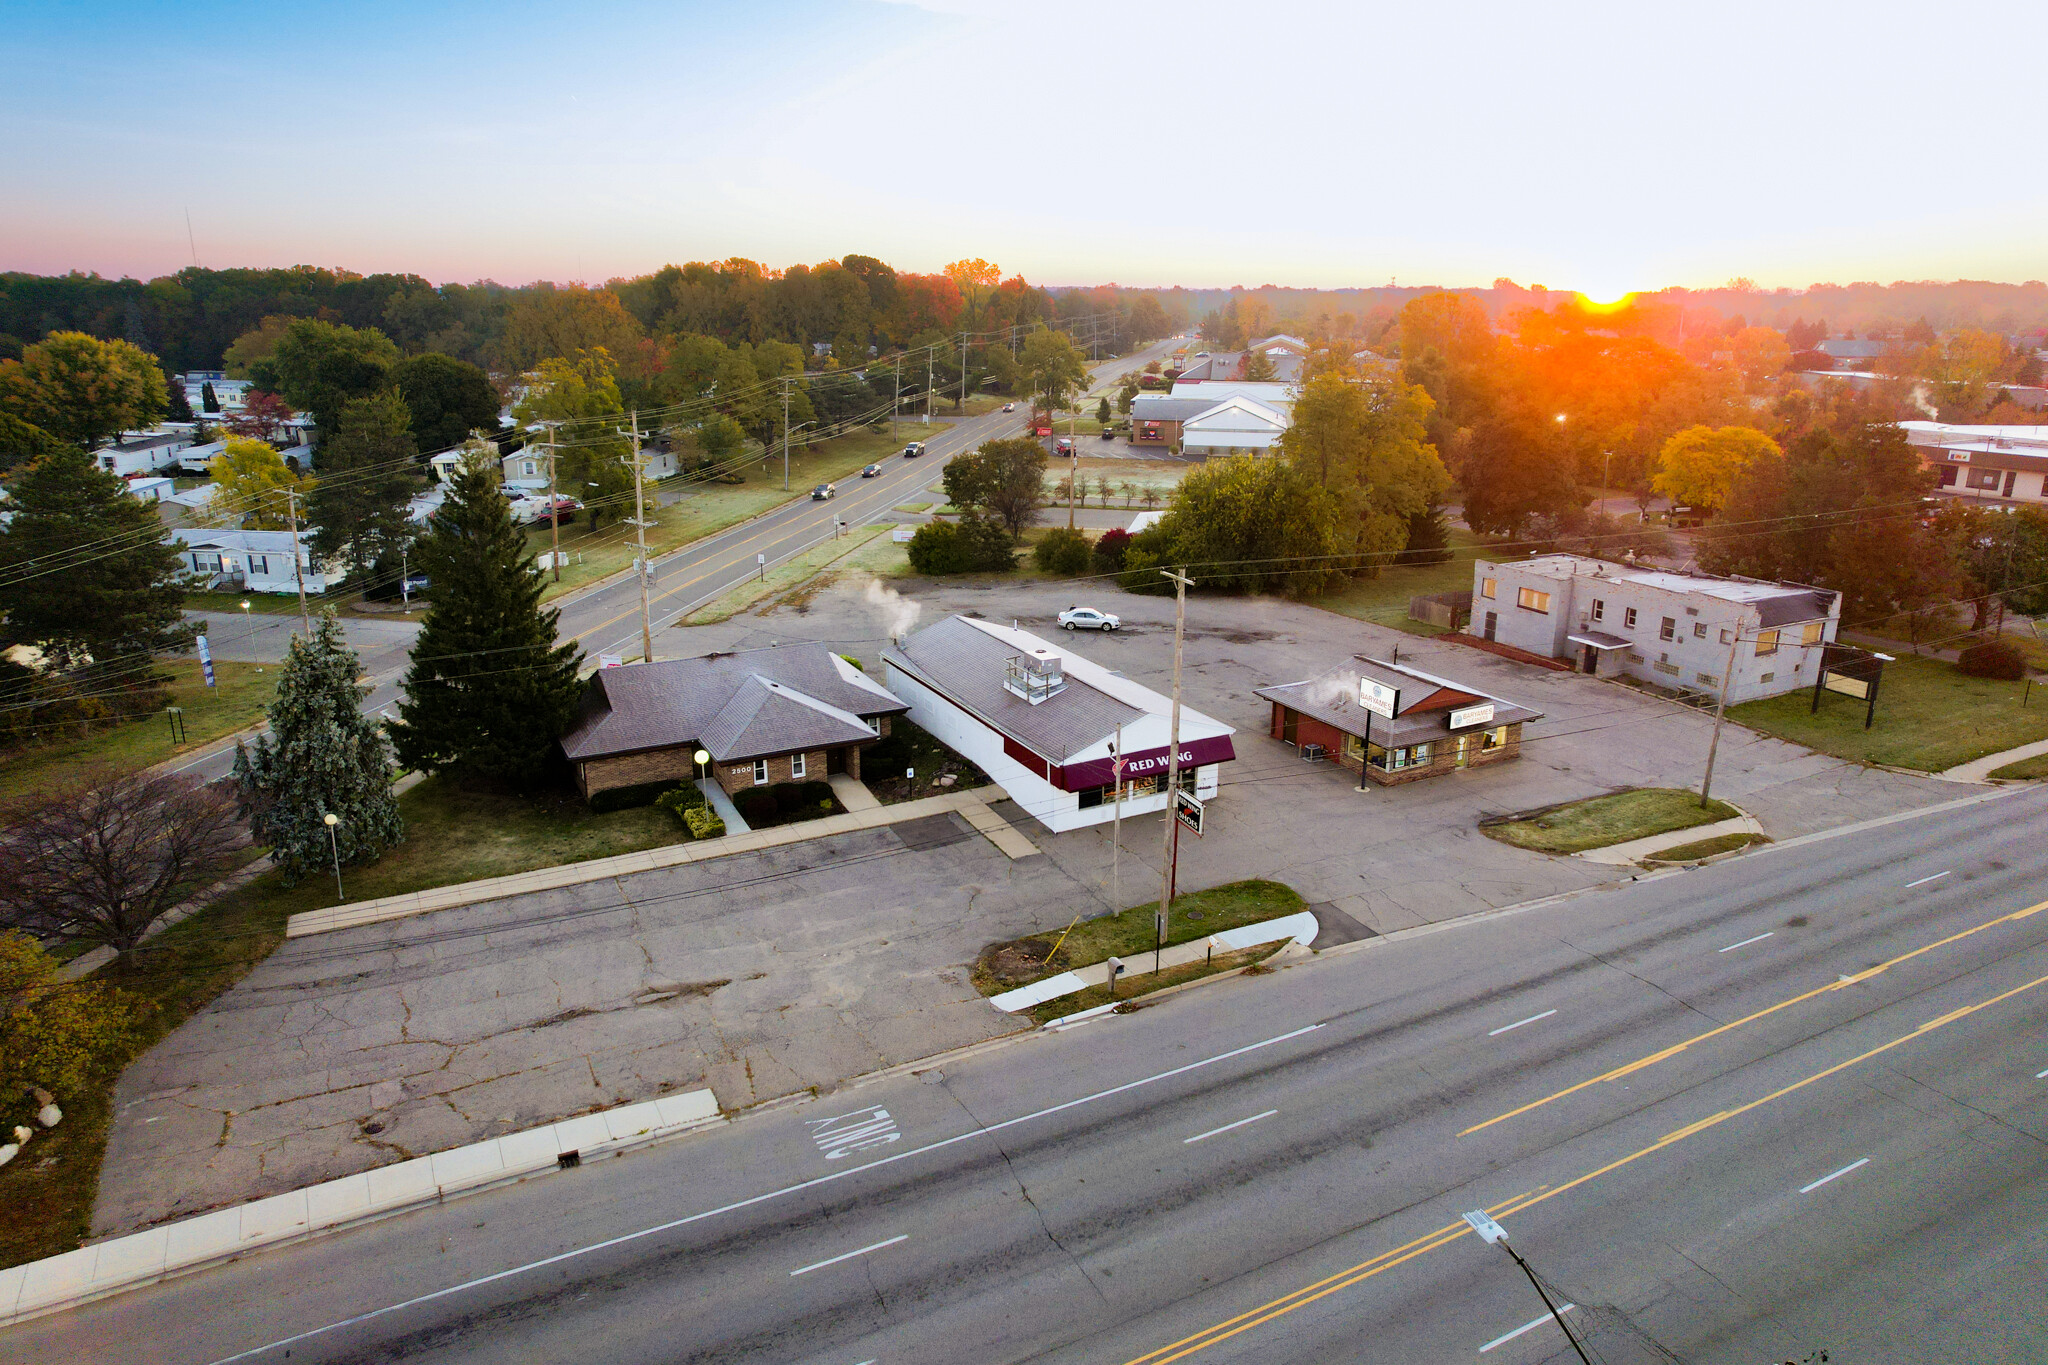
[1957,639,2028,680]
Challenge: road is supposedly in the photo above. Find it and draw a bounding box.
[18,786,2046,1363]
[165,337,1184,784]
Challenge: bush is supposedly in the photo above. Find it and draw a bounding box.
[838,653,865,672]
[1034,527,1092,575]
[907,515,1016,574]
[1093,527,1131,572]
[735,788,778,826]
[1957,639,2028,680]
[683,805,725,839]
[589,779,685,813]
[654,785,706,832]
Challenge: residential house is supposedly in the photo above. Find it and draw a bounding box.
[1471,554,1839,702]
[1903,422,2048,505]
[170,528,334,595]
[559,643,909,802]
[92,429,198,478]
[1815,338,1888,370]
[1255,657,1542,786]
[177,372,256,414]
[883,616,1236,832]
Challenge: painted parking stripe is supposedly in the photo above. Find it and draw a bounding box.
[791,1235,908,1277]
[1719,932,1774,953]
[1184,1110,1278,1145]
[1489,1010,1557,1037]
[1905,871,1951,888]
[1479,1305,1576,1353]
[1799,1157,1870,1194]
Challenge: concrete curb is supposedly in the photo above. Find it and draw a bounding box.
[0,1089,720,1328]
[284,787,1011,938]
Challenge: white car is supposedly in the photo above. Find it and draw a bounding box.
[1058,606,1120,631]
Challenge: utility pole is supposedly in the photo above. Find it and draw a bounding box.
[544,420,562,582]
[781,380,792,492]
[892,354,901,443]
[925,347,934,425]
[1111,721,1124,913]
[629,410,653,664]
[959,331,969,412]
[284,485,310,635]
[1156,569,1192,950]
[1068,384,1080,530]
[1699,619,1744,806]
[1463,1212,1592,1365]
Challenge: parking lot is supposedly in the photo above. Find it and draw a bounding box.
[99,570,1964,1234]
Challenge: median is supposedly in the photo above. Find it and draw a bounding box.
[1479,788,1739,856]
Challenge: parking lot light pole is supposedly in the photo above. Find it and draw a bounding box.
[322,812,345,902]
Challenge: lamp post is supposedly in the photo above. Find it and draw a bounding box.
[694,748,711,804]
[322,812,345,901]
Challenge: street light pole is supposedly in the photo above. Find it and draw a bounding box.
[1462,1212,1593,1365]
[322,812,345,902]
[629,410,653,664]
[1156,569,1192,951]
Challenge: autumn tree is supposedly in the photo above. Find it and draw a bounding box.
[1729,326,1792,392]
[0,411,67,475]
[941,437,1046,537]
[1653,425,1780,515]
[1133,457,1342,596]
[1020,328,1089,416]
[0,331,168,450]
[0,767,243,961]
[514,350,632,530]
[0,933,131,1115]
[496,284,645,373]
[222,315,298,378]
[224,389,297,442]
[210,436,312,530]
[1278,374,1451,569]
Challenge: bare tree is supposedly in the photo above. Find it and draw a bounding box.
[0,768,246,962]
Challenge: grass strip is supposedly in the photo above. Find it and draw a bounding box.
[1027,944,1281,1023]
[1643,831,1770,863]
[1482,788,1738,855]
[1990,752,2048,780]
[679,524,890,626]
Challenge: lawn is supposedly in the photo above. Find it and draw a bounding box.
[526,424,945,603]
[1991,753,2048,780]
[1645,831,1770,863]
[0,659,275,803]
[1483,788,1738,855]
[1305,529,1494,638]
[182,591,302,616]
[1727,653,2048,772]
[681,524,891,625]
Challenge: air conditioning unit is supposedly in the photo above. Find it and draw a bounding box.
[1300,743,1327,762]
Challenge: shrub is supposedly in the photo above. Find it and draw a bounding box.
[1033,527,1092,575]
[683,805,725,839]
[735,788,778,826]
[1093,527,1131,572]
[838,653,865,672]
[1957,639,2027,680]
[588,780,684,813]
[654,785,706,832]
[908,515,1015,574]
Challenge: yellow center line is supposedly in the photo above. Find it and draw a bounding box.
[1131,968,2048,1364]
[1458,897,2048,1137]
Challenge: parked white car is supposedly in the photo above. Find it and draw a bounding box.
[1058,606,1120,631]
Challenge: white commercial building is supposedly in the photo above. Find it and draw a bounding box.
[883,616,1236,832]
[1471,554,1841,703]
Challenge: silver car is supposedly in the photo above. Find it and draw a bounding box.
[1058,606,1120,631]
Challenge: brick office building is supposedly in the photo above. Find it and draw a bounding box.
[560,643,908,801]
[1254,657,1541,786]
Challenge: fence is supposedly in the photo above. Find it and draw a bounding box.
[1408,590,1472,631]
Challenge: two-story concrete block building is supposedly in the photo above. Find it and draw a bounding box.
[1470,554,1840,703]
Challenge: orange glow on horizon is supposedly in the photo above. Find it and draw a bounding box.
[1577,288,1635,310]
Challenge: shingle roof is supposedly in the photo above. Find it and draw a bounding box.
[560,643,907,762]
[883,616,1144,760]
[1255,657,1542,747]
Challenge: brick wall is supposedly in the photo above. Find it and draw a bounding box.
[578,746,696,799]
[715,749,828,796]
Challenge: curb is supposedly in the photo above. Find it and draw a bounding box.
[0,1090,721,1328]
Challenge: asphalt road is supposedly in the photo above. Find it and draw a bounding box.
[163,337,1184,784]
[19,785,2046,1364]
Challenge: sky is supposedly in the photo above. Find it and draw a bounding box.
[5,0,2046,294]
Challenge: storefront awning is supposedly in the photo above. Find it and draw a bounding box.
[1567,631,1632,650]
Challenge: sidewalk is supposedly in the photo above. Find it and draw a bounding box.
[1574,813,1765,866]
[285,787,1025,939]
[695,777,751,831]
[1936,737,2048,784]
[987,911,1321,1012]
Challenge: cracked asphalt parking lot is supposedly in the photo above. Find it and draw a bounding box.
[96,575,1965,1234]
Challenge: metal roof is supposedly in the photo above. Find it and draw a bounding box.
[560,643,907,763]
[883,616,1142,760]
[1255,656,1542,747]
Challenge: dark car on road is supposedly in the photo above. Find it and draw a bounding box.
[903,442,926,458]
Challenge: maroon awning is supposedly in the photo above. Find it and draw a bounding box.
[1058,734,1236,791]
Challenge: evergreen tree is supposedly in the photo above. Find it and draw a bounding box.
[201,380,220,413]
[233,610,403,886]
[0,447,192,683]
[388,453,584,783]
[310,390,422,584]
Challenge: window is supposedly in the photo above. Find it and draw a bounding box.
[752,759,769,785]
[249,555,268,574]
[1692,622,1707,639]
[1481,577,1497,599]
[1759,672,1775,683]
[1967,467,2002,490]
[1938,466,1958,487]
[522,459,538,476]
[1755,629,1779,657]
[1481,725,1508,751]
[1697,672,1718,686]
[1516,587,1550,613]
[1720,628,1733,644]
[1624,607,1638,629]
[1684,607,1699,617]
[790,752,806,779]
[1590,599,1605,622]
[1659,617,1676,642]
[1801,621,1824,645]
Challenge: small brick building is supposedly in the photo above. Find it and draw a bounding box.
[560,643,909,801]
[1254,657,1541,786]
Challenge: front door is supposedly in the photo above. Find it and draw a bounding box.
[1483,611,1497,641]
[1455,734,1473,768]
[1281,709,1299,746]
[1581,644,1598,675]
